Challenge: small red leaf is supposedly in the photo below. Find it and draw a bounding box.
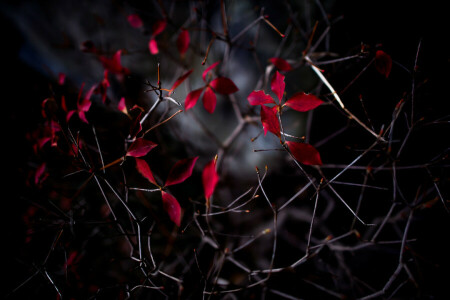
[177,29,190,56]
[118,97,128,115]
[127,14,143,28]
[375,50,392,78]
[135,158,158,186]
[35,163,47,185]
[260,105,280,137]
[126,138,157,157]
[58,73,66,85]
[185,88,203,110]
[202,61,220,82]
[209,77,238,94]
[202,87,217,113]
[149,38,159,55]
[269,57,292,71]
[202,157,219,200]
[169,69,193,95]
[165,156,198,187]
[271,71,285,102]
[247,90,275,106]
[99,50,129,75]
[152,19,167,36]
[285,92,323,112]
[286,141,322,165]
[161,191,181,226]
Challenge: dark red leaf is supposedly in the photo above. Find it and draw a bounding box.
[271,71,285,102]
[126,138,157,157]
[202,61,220,82]
[202,87,217,113]
[161,191,181,226]
[61,95,67,112]
[169,69,193,95]
[202,157,219,200]
[185,88,203,111]
[247,90,275,106]
[149,38,158,55]
[286,141,322,165]
[127,14,143,28]
[260,105,280,137]
[58,73,66,85]
[285,92,323,112]
[269,57,292,71]
[165,157,198,187]
[375,50,392,78]
[152,19,167,36]
[135,158,158,186]
[209,77,238,95]
[99,50,129,75]
[177,29,190,56]
[35,163,47,185]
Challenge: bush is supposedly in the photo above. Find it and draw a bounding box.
[4,0,449,299]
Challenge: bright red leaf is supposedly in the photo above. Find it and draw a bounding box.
[161,191,181,226]
[118,97,128,115]
[127,14,143,28]
[286,141,322,165]
[169,69,193,95]
[177,29,190,56]
[185,88,203,111]
[202,87,217,113]
[202,157,219,200]
[135,158,158,186]
[165,157,198,187]
[126,138,157,157]
[149,38,159,54]
[247,90,275,106]
[269,57,293,71]
[285,92,323,112]
[271,71,285,102]
[260,105,280,137]
[375,50,392,78]
[209,77,238,95]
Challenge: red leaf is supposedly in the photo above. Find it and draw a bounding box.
[202,87,217,113]
[286,141,322,165]
[271,71,285,102]
[165,157,198,187]
[269,57,292,71]
[126,138,157,157]
[209,77,238,95]
[58,73,66,85]
[152,19,167,36]
[260,105,280,137]
[202,157,219,200]
[35,163,47,185]
[247,90,275,106]
[161,191,181,226]
[202,61,220,82]
[61,95,67,112]
[177,29,190,56]
[149,38,159,55]
[185,88,203,110]
[169,69,193,95]
[375,50,392,78]
[135,158,158,186]
[99,50,129,75]
[127,14,143,28]
[118,97,128,115]
[285,92,323,112]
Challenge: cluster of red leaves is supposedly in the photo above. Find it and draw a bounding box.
[247,70,323,165]
[185,61,238,113]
